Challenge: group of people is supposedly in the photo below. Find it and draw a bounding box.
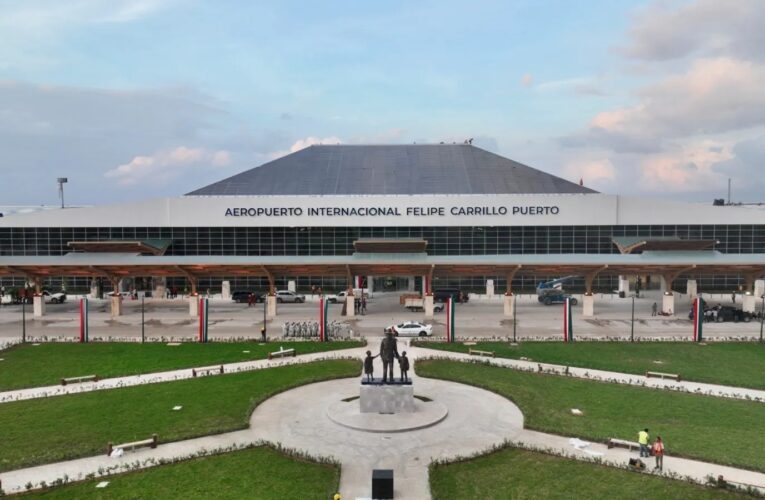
[638,428,665,471]
[354,296,367,315]
[164,287,180,299]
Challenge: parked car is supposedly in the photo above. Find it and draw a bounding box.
[325,289,369,303]
[692,304,751,323]
[384,321,433,337]
[231,291,264,303]
[433,288,468,303]
[541,290,577,306]
[42,290,67,304]
[403,298,444,312]
[261,290,305,303]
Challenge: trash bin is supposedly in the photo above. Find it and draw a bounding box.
[619,291,625,298]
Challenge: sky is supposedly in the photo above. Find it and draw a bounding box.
[1,0,764,206]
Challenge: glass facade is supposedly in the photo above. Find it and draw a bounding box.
[1,224,762,293]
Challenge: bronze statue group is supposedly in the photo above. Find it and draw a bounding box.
[364,331,410,383]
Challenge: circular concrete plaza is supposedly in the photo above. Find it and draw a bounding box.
[250,375,524,499]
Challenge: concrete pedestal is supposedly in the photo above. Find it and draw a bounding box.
[110,295,122,317]
[743,293,755,313]
[287,280,296,292]
[618,276,629,295]
[486,279,495,297]
[345,294,355,318]
[266,295,277,318]
[756,280,765,299]
[188,295,199,317]
[90,279,99,300]
[33,295,45,317]
[221,281,231,300]
[424,295,434,318]
[662,294,675,315]
[360,384,415,413]
[582,294,594,317]
[503,294,515,318]
[686,279,697,298]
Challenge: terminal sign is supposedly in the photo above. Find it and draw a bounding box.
[224,205,560,217]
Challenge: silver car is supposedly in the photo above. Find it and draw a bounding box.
[261,290,306,303]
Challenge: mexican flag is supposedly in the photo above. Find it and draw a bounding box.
[563,296,574,343]
[692,296,703,342]
[319,296,329,342]
[79,297,89,343]
[198,297,209,343]
[445,296,455,343]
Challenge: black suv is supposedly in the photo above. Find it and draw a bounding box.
[231,291,264,303]
[433,288,469,303]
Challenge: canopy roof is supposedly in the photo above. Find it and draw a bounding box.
[612,236,718,254]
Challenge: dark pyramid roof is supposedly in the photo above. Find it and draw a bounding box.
[186,144,596,196]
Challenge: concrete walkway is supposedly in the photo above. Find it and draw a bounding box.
[2,340,765,497]
[3,340,763,405]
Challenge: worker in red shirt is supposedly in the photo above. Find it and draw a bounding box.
[652,436,665,471]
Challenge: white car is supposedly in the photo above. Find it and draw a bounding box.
[385,321,433,337]
[42,290,67,304]
[261,290,305,303]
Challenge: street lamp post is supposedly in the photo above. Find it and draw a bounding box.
[57,177,68,209]
[141,295,145,344]
[630,294,635,343]
[512,294,517,343]
[262,296,267,342]
[760,295,764,344]
[22,298,26,344]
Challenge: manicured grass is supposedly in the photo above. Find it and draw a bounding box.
[414,341,765,389]
[0,341,363,391]
[416,359,765,472]
[25,446,339,499]
[0,359,359,472]
[430,446,742,499]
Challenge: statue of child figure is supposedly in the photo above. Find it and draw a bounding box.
[364,350,378,382]
[399,351,410,382]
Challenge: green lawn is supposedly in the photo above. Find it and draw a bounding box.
[414,341,765,389]
[0,341,362,391]
[23,446,339,499]
[0,359,359,472]
[416,359,765,472]
[430,446,743,499]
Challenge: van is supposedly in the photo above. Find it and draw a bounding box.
[432,288,468,303]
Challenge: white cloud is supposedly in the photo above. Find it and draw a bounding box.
[562,58,765,152]
[563,159,616,190]
[623,0,765,62]
[638,140,734,192]
[105,146,231,186]
[266,136,342,160]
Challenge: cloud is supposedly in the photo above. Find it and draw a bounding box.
[105,146,231,186]
[563,159,616,189]
[534,76,607,96]
[638,140,733,193]
[561,58,765,152]
[623,0,765,62]
[520,74,534,87]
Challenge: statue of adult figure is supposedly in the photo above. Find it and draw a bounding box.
[379,331,400,383]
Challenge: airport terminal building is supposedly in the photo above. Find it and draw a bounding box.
[2,144,765,315]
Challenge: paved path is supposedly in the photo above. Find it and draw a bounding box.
[3,340,763,404]
[2,340,765,497]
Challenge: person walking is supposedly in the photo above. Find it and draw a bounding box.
[361,295,367,315]
[652,436,665,471]
[651,302,657,316]
[731,291,736,303]
[638,428,650,457]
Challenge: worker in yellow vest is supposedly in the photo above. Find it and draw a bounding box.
[638,428,650,457]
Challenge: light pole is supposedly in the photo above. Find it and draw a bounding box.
[57,178,68,209]
[513,294,517,343]
[262,295,267,342]
[141,295,145,344]
[630,294,635,342]
[760,295,764,344]
[22,297,26,344]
